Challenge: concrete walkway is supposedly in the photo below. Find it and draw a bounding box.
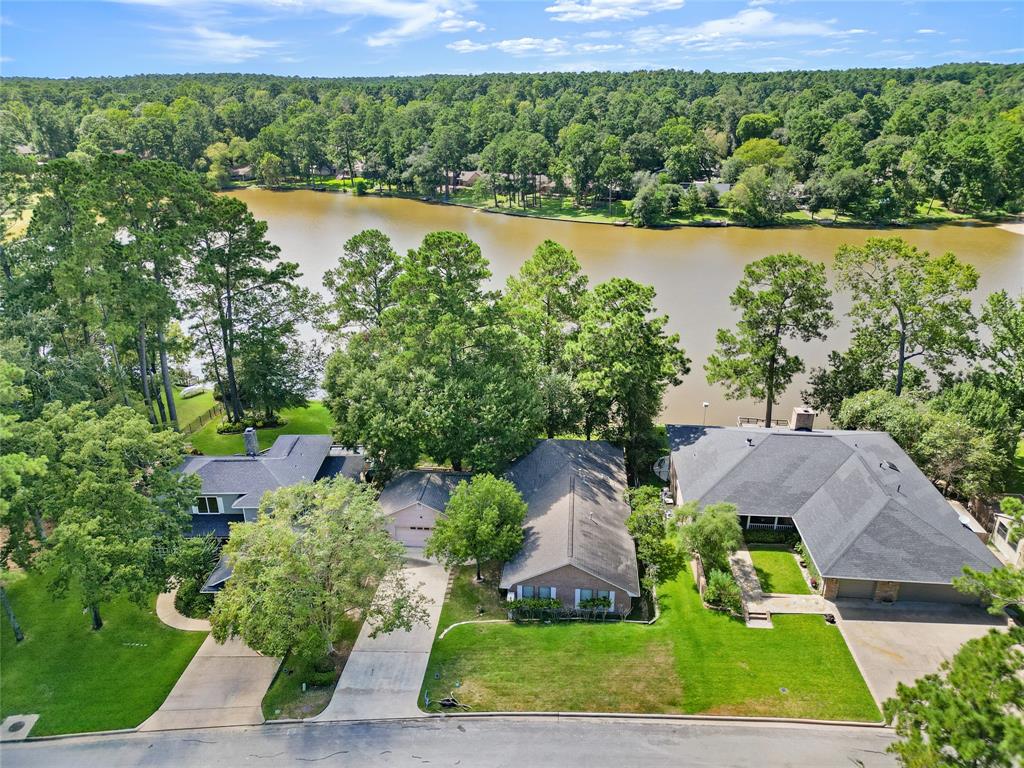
[315,552,447,721]
[155,588,211,632]
[730,548,834,621]
[139,636,281,731]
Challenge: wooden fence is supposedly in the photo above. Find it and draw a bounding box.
[181,403,224,436]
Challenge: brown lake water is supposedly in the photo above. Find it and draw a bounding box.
[228,188,1024,427]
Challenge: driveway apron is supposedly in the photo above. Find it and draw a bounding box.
[316,553,448,721]
[139,636,281,731]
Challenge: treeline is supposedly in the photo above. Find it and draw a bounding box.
[1,64,1022,225]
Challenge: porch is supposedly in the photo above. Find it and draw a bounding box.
[741,515,796,531]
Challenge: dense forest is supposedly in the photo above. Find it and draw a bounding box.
[2,64,1023,225]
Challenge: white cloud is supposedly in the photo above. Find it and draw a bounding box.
[574,42,623,53]
[627,8,859,53]
[166,25,281,63]
[447,36,569,56]
[111,0,485,48]
[545,0,684,24]
[916,28,939,34]
[805,47,849,56]
[447,38,490,53]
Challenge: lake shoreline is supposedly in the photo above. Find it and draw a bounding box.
[228,182,1018,233]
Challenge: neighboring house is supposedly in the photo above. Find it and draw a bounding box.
[667,410,1000,605]
[456,169,484,188]
[378,469,472,547]
[228,165,253,180]
[991,501,1024,568]
[500,440,641,616]
[180,429,363,592]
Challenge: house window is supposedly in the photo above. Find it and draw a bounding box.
[579,589,593,601]
[539,587,552,599]
[597,590,610,601]
[521,586,535,598]
[996,522,1009,541]
[195,496,219,514]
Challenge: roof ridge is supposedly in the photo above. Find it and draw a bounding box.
[802,453,888,574]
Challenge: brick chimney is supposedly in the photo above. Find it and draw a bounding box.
[789,407,816,432]
[243,427,259,457]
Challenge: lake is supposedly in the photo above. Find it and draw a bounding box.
[227,188,1024,427]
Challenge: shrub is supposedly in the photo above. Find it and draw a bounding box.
[682,501,743,572]
[353,180,368,196]
[507,597,562,622]
[743,529,800,546]
[704,569,742,614]
[304,671,339,687]
[215,414,286,434]
[174,579,215,619]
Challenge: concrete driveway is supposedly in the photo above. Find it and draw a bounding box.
[315,552,447,721]
[834,600,1006,705]
[139,636,281,731]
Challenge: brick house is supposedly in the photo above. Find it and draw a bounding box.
[500,440,640,616]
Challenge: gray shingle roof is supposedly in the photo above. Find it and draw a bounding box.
[180,434,334,510]
[500,440,640,596]
[377,470,472,516]
[668,425,1000,585]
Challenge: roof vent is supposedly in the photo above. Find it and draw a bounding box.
[745,438,754,447]
[880,460,899,472]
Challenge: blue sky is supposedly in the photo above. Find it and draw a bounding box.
[1,1,1021,78]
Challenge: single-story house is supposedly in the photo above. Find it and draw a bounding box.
[500,439,640,615]
[455,169,484,188]
[377,469,471,546]
[228,164,253,180]
[180,430,363,592]
[667,410,1000,605]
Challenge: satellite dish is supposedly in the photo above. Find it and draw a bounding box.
[652,455,670,482]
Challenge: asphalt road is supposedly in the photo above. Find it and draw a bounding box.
[2,716,897,768]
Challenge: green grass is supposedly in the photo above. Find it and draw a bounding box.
[422,566,879,721]
[261,618,361,720]
[748,545,811,595]
[0,571,206,736]
[187,402,334,455]
[436,564,510,635]
[172,386,217,428]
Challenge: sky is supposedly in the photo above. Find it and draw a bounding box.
[0,0,1021,78]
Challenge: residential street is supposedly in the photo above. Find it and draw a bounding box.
[2,717,897,768]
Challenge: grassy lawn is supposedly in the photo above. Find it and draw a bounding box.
[0,572,206,736]
[261,618,361,720]
[187,402,334,455]
[422,566,879,721]
[172,386,217,428]
[748,545,811,595]
[436,564,509,635]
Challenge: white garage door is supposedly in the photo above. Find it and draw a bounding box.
[836,579,876,599]
[394,525,432,547]
[897,582,979,605]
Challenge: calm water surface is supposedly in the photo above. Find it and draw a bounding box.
[228,188,1024,427]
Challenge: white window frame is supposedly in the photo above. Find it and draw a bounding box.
[195,496,222,514]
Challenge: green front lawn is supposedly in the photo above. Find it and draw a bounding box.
[422,566,879,721]
[187,402,334,455]
[0,572,206,736]
[262,618,362,720]
[748,545,811,595]
[436,564,510,634]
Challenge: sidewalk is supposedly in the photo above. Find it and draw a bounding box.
[314,552,447,721]
[730,548,833,622]
[155,589,211,632]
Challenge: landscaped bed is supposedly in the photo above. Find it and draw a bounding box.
[0,572,206,736]
[421,566,880,721]
[748,544,812,595]
[261,618,362,720]
[187,402,334,455]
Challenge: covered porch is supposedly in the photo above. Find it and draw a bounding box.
[741,514,796,531]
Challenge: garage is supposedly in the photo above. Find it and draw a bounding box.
[897,582,980,605]
[835,579,876,599]
[393,525,433,547]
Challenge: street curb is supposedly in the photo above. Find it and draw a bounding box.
[18,728,138,743]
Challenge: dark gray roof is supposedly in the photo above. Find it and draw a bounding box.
[180,434,334,510]
[189,513,244,539]
[200,554,233,594]
[315,453,365,482]
[377,470,472,516]
[668,425,1000,584]
[500,440,640,597]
